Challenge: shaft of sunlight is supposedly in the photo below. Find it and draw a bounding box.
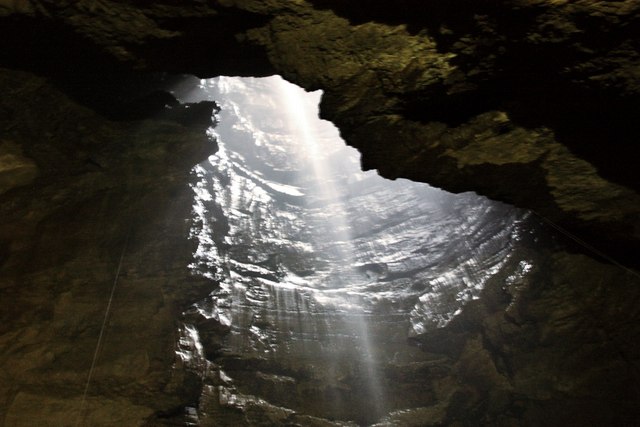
[275,78,355,256]
[276,79,335,199]
[274,75,386,413]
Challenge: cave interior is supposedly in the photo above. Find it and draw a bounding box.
[1,1,639,426]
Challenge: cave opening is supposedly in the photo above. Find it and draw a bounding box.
[174,76,535,425]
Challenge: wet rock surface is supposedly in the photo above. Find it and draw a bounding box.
[0,1,638,426]
[178,77,640,426]
[182,77,531,425]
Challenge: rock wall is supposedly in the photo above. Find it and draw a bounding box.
[0,0,639,426]
[1,0,638,260]
[0,68,217,425]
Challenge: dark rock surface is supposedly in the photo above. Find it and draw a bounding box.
[1,0,639,258]
[0,0,639,426]
[0,68,218,425]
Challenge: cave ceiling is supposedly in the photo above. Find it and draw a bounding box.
[1,0,639,258]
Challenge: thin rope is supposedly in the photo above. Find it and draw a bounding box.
[533,212,640,280]
[76,230,131,427]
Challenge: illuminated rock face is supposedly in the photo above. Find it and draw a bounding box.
[0,1,639,426]
[184,76,532,425]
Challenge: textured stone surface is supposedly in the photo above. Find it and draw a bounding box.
[181,76,532,425]
[0,68,217,425]
[411,248,640,426]
[0,1,639,425]
[1,0,638,260]
[0,140,38,194]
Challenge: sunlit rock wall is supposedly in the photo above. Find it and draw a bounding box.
[0,0,639,426]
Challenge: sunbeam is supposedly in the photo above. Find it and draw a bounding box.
[276,76,386,414]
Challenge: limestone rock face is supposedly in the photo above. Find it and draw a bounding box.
[0,1,639,426]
